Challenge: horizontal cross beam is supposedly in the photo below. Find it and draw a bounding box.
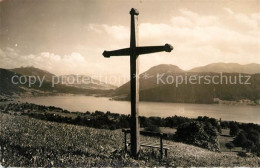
[103,43,173,58]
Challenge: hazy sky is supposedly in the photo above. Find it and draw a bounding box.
[0,0,259,81]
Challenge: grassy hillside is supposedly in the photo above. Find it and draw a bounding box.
[1,113,259,167]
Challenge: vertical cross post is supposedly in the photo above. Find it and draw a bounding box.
[129,8,140,158]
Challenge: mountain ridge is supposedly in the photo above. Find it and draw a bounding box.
[0,68,113,96]
[9,66,117,90]
[114,63,260,104]
[1,63,260,103]
[189,62,260,74]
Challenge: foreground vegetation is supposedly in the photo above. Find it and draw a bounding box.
[1,113,260,167]
[1,102,260,155]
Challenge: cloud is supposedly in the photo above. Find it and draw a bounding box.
[179,8,199,19]
[0,48,91,75]
[171,16,193,27]
[0,46,130,84]
[224,7,234,15]
[87,24,129,41]
[1,8,259,80]
[90,8,260,71]
[34,52,91,75]
[0,48,6,58]
[102,24,129,40]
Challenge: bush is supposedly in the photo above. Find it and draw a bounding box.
[175,121,219,151]
[221,121,229,129]
[225,142,234,152]
[144,123,161,133]
[232,126,260,156]
[247,129,260,143]
[197,116,222,133]
[233,131,248,147]
[229,122,240,136]
[237,151,247,157]
[251,143,260,156]
[244,140,255,152]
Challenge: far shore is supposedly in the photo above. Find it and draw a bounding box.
[1,93,259,107]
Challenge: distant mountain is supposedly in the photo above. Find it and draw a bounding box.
[2,63,260,103]
[115,64,184,94]
[0,68,25,95]
[10,66,55,82]
[59,75,117,90]
[190,63,260,74]
[0,68,113,96]
[114,64,260,104]
[145,64,184,74]
[9,67,116,90]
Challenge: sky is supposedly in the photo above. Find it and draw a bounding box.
[0,0,259,85]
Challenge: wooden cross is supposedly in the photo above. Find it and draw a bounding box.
[103,8,173,158]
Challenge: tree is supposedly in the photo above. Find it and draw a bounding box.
[247,129,260,143]
[251,143,260,156]
[175,121,219,151]
[244,140,255,152]
[229,122,240,136]
[225,142,234,152]
[233,131,248,146]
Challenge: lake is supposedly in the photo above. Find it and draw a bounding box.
[19,95,260,124]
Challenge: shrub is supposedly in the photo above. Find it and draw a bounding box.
[175,121,219,151]
[251,143,260,156]
[233,131,248,147]
[221,121,229,129]
[229,122,240,136]
[144,123,161,133]
[247,129,260,143]
[232,126,260,156]
[237,151,247,157]
[243,140,255,152]
[225,142,234,152]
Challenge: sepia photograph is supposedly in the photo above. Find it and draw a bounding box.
[0,0,260,167]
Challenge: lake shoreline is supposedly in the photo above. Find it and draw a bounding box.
[0,100,260,126]
[2,93,259,107]
[3,94,258,124]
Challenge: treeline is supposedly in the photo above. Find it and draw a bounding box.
[27,111,131,130]
[0,103,222,131]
